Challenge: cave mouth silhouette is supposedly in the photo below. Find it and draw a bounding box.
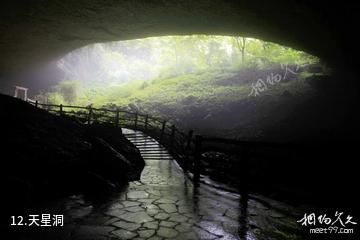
[1,0,358,74]
[1,1,359,239]
[53,35,318,88]
[29,34,321,145]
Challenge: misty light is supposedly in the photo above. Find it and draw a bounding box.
[36,35,318,107]
[56,35,315,87]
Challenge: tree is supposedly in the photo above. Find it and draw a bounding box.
[234,37,247,63]
[54,80,79,103]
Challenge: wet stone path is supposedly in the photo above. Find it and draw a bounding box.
[43,129,304,240]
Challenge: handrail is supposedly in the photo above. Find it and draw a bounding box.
[26,99,299,184]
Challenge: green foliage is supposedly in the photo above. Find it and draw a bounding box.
[37,35,319,117]
[55,35,318,87]
[139,81,149,90]
[67,70,250,107]
[37,80,79,105]
[53,80,79,104]
[47,92,65,105]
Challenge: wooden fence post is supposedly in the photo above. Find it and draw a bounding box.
[160,120,167,143]
[170,125,176,153]
[87,105,93,124]
[144,114,149,130]
[239,145,249,190]
[59,104,63,116]
[35,100,38,108]
[134,112,138,130]
[193,135,202,184]
[115,109,120,128]
[184,130,193,171]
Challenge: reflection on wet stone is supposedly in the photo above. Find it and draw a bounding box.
[112,221,141,231]
[193,226,219,239]
[127,191,149,199]
[154,212,170,220]
[126,206,144,212]
[175,222,193,232]
[143,221,159,229]
[55,129,303,240]
[158,203,177,213]
[157,227,179,238]
[160,220,178,227]
[119,211,154,223]
[169,214,188,223]
[123,201,141,207]
[138,229,156,238]
[112,229,137,239]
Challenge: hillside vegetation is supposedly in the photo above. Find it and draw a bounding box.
[35,35,322,140]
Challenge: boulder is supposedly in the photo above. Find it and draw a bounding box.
[89,137,131,183]
[0,93,145,224]
[87,123,145,181]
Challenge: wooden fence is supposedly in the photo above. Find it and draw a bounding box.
[27,99,297,184]
[27,100,203,179]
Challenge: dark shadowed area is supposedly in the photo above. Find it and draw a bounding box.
[1,1,359,240]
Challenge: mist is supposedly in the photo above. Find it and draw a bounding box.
[28,35,322,142]
[55,35,316,87]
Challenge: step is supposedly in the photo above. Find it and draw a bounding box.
[139,150,169,153]
[142,157,173,160]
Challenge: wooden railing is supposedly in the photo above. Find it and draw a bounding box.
[27,99,297,185]
[27,99,201,178]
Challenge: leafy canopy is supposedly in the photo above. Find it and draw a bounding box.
[38,35,318,107]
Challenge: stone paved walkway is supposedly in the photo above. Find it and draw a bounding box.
[39,129,304,240]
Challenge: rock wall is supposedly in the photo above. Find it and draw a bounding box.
[0,93,144,222]
[0,0,357,75]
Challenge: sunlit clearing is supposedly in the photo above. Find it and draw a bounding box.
[56,35,317,87]
[37,35,319,113]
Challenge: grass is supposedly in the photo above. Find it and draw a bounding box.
[74,70,253,108]
[45,65,318,130]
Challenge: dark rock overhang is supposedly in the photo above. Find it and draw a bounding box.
[0,0,357,75]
